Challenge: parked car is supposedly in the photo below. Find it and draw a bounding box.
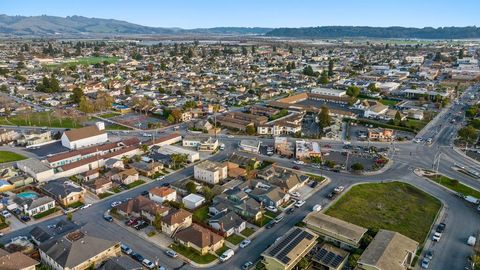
[292,166,300,170]
[312,204,322,212]
[121,244,133,255]
[20,215,30,222]
[421,257,430,269]
[436,223,446,233]
[294,200,305,207]
[131,253,144,262]
[155,176,165,181]
[425,250,434,260]
[165,249,178,258]
[242,261,253,270]
[273,216,284,223]
[266,222,275,229]
[103,215,113,222]
[141,191,149,196]
[239,239,251,248]
[219,249,234,262]
[289,192,301,198]
[266,206,278,213]
[1,210,11,218]
[310,181,319,188]
[286,208,295,214]
[432,232,441,241]
[110,201,122,208]
[142,259,155,269]
[81,203,92,210]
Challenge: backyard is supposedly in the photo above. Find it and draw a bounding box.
[325,181,441,243]
[0,151,26,163]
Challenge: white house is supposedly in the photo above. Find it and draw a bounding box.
[183,193,205,210]
[149,187,177,203]
[61,122,108,150]
[194,160,228,184]
[13,195,55,217]
[311,87,346,97]
[239,140,261,153]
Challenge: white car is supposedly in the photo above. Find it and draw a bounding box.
[81,203,92,210]
[266,206,278,213]
[1,210,11,218]
[293,160,305,165]
[142,259,155,269]
[290,192,301,198]
[312,204,322,212]
[142,133,153,137]
[227,135,234,138]
[165,249,178,258]
[239,239,251,248]
[294,200,306,207]
[155,176,165,181]
[432,232,441,241]
[110,201,122,208]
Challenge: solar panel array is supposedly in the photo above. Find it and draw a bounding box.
[267,228,315,265]
[312,247,344,268]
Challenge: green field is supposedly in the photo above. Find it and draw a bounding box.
[226,234,245,245]
[0,111,83,128]
[106,124,132,130]
[98,112,121,119]
[0,151,27,163]
[325,182,441,243]
[170,244,217,264]
[45,56,119,68]
[379,99,399,106]
[426,175,480,198]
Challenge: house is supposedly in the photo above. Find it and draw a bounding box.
[357,230,419,270]
[110,168,139,185]
[39,230,120,270]
[105,158,125,169]
[367,128,394,141]
[30,226,53,245]
[274,137,295,157]
[211,192,263,221]
[304,212,367,250]
[0,248,39,270]
[42,178,85,207]
[239,140,261,153]
[161,208,193,236]
[85,177,112,195]
[116,196,170,222]
[182,193,205,209]
[208,211,246,236]
[16,159,55,182]
[13,194,56,217]
[175,224,224,255]
[262,227,318,270]
[311,243,349,270]
[249,184,290,208]
[129,161,163,177]
[99,256,143,270]
[258,166,305,193]
[194,160,228,184]
[61,122,108,150]
[227,162,247,178]
[182,137,219,152]
[149,186,177,203]
[79,169,100,182]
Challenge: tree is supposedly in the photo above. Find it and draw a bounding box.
[351,163,364,171]
[318,106,331,128]
[0,85,8,93]
[186,181,196,194]
[166,114,175,124]
[140,144,149,153]
[318,70,329,85]
[67,212,73,221]
[302,65,315,77]
[246,124,256,135]
[458,125,478,144]
[367,83,380,92]
[393,111,402,126]
[328,59,334,77]
[242,46,248,56]
[458,48,464,59]
[153,212,162,230]
[170,109,183,123]
[70,87,84,104]
[202,186,215,202]
[78,97,94,113]
[124,85,132,95]
[171,153,188,169]
[36,75,60,93]
[346,86,360,98]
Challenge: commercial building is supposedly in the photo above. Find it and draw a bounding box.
[304,212,367,250]
[262,227,318,270]
[357,230,418,270]
[16,159,55,182]
[194,160,228,184]
[157,145,200,163]
[61,122,108,150]
[295,140,321,160]
[239,140,261,153]
[182,137,219,152]
[311,87,347,97]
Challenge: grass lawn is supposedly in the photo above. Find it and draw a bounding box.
[126,180,145,189]
[192,205,210,223]
[98,112,120,119]
[226,234,245,245]
[241,227,255,237]
[0,111,82,128]
[253,215,273,227]
[426,175,480,198]
[112,187,122,193]
[98,192,113,199]
[215,245,230,256]
[379,99,399,106]
[106,124,131,130]
[67,201,84,209]
[33,207,59,219]
[325,182,441,243]
[306,174,326,182]
[0,151,26,163]
[170,244,217,264]
[404,119,428,131]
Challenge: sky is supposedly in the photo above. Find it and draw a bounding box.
[2,0,479,29]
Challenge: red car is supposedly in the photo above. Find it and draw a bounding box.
[125,218,138,226]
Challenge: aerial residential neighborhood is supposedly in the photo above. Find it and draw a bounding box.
[0,1,480,270]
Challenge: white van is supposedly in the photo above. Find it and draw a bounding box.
[219,249,234,262]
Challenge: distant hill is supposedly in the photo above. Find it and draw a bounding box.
[265,26,480,39]
[0,14,272,36]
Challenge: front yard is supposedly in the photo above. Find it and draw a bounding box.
[33,207,60,220]
[325,181,441,243]
[170,243,217,264]
[240,227,255,237]
[226,234,245,245]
